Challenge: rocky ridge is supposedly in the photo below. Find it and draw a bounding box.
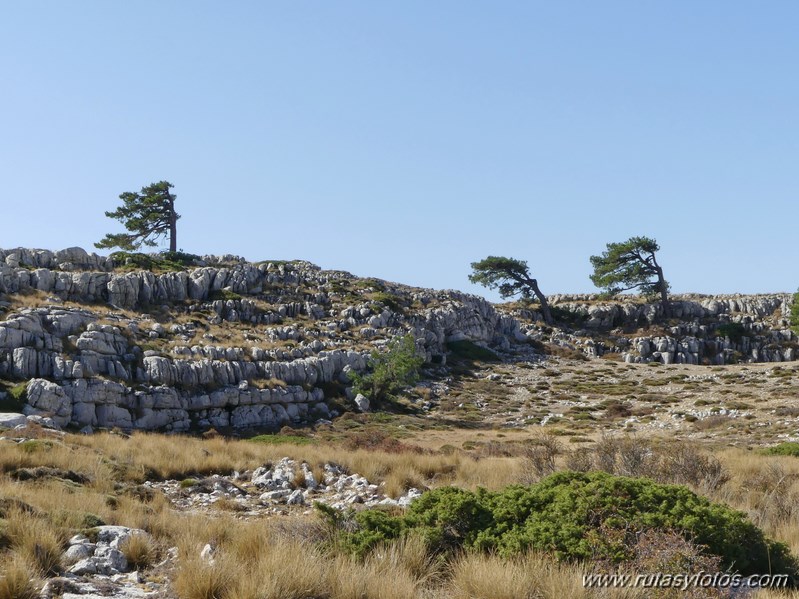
[0,248,523,432]
[512,293,797,365]
[1,248,797,433]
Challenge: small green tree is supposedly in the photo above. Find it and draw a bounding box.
[468,256,554,325]
[349,334,424,405]
[95,181,179,252]
[589,236,670,316]
[791,290,799,337]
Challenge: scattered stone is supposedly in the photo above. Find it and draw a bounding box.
[0,413,26,428]
[354,393,370,412]
[200,543,216,564]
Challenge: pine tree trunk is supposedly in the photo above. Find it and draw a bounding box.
[169,205,177,252]
[656,267,670,317]
[530,280,554,326]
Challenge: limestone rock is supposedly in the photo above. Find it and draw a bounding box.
[0,413,26,429]
[354,393,370,413]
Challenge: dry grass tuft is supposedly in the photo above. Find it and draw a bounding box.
[172,553,235,599]
[450,551,592,599]
[4,509,63,576]
[0,555,40,599]
[119,532,157,570]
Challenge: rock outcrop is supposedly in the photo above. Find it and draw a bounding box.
[0,248,525,432]
[515,293,797,365]
[1,248,797,432]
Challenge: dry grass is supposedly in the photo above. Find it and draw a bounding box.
[172,523,429,599]
[119,532,157,570]
[450,552,599,599]
[172,553,235,599]
[0,555,41,599]
[5,427,799,597]
[4,508,64,576]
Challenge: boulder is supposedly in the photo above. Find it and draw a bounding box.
[354,393,370,413]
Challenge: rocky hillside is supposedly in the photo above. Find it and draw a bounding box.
[0,247,796,433]
[0,247,522,433]
[512,293,796,365]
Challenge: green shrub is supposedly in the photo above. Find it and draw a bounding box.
[78,513,106,528]
[0,381,27,412]
[349,334,424,405]
[353,278,386,292]
[159,250,202,266]
[18,440,51,454]
[404,487,494,552]
[792,290,799,337]
[762,442,799,457]
[716,322,748,343]
[209,289,243,301]
[247,434,314,446]
[369,291,405,314]
[549,306,588,326]
[446,340,499,362]
[329,471,797,577]
[109,251,201,272]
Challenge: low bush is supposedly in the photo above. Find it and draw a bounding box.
[208,289,243,301]
[110,251,201,272]
[247,434,314,446]
[446,340,499,362]
[549,306,588,327]
[326,471,797,577]
[716,322,748,343]
[370,291,406,314]
[762,442,799,457]
[0,381,27,412]
[349,334,424,405]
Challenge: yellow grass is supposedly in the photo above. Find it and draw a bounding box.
[0,555,41,599]
[4,428,799,597]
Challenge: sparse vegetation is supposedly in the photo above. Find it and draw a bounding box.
[349,334,424,406]
[4,244,799,597]
[763,442,799,457]
[792,290,799,337]
[716,322,748,343]
[0,381,27,411]
[0,556,41,599]
[446,340,499,362]
[109,250,201,272]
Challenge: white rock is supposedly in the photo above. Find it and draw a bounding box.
[0,413,26,429]
[354,393,370,412]
[200,543,216,564]
[64,543,94,564]
[300,462,317,490]
[398,488,423,507]
[259,489,292,503]
[26,414,59,429]
[286,489,305,505]
[69,557,98,575]
[68,534,90,545]
[95,525,134,548]
[95,545,128,573]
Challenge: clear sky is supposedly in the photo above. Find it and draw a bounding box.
[2,2,797,301]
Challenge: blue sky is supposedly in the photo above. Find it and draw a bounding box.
[2,2,797,300]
